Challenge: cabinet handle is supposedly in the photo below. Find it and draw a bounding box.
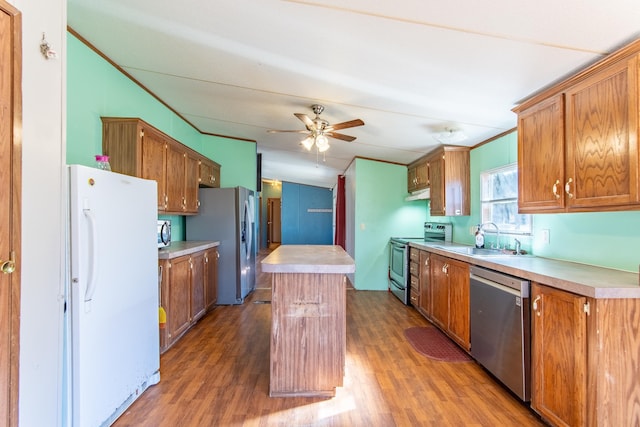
[424,258,429,267]
[552,179,561,199]
[533,295,541,316]
[565,178,574,199]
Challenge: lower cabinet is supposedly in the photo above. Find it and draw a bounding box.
[422,253,470,351]
[159,246,219,353]
[531,283,640,426]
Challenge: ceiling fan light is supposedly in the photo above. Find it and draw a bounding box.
[315,134,329,150]
[301,136,314,150]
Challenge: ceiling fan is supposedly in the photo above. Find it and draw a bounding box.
[268,104,364,152]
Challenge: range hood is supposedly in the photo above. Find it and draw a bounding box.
[405,188,430,201]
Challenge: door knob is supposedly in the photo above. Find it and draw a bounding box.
[1,251,16,274]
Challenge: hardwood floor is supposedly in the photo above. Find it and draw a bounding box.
[114,249,544,427]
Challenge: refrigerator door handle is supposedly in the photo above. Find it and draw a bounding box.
[83,208,99,302]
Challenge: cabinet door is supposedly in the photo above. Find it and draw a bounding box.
[184,151,200,214]
[141,127,168,211]
[430,254,448,330]
[446,259,470,350]
[429,154,445,216]
[564,56,639,209]
[190,252,206,322]
[167,256,192,344]
[204,248,218,310]
[517,95,566,213]
[165,143,186,213]
[407,164,418,192]
[199,158,220,188]
[531,283,587,427]
[419,251,431,318]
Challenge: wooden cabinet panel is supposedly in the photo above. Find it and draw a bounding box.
[517,95,565,213]
[428,154,445,215]
[185,151,200,213]
[515,41,640,213]
[166,255,192,345]
[565,56,639,209]
[199,158,221,188]
[430,255,449,331]
[190,251,206,322]
[531,283,587,427]
[428,147,470,216]
[165,143,186,213]
[140,127,168,210]
[407,159,429,192]
[446,259,470,350]
[204,248,218,311]
[419,251,431,317]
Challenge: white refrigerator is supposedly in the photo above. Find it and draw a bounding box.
[67,165,160,426]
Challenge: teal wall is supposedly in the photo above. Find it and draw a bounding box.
[281,182,333,245]
[67,32,256,241]
[353,159,428,291]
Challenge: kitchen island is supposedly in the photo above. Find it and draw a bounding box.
[261,245,355,397]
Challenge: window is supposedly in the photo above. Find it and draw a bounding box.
[480,164,532,235]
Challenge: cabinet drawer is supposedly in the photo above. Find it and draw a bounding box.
[410,261,419,277]
[410,248,420,262]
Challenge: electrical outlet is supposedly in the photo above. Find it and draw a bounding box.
[541,229,550,244]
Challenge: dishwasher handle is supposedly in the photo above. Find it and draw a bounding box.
[470,273,522,297]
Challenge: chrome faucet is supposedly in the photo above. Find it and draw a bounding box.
[480,222,501,249]
[514,238,521,255]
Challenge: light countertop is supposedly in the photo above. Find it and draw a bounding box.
[158,240,220,260]
[261,245,355,274]
[412,241,640,299]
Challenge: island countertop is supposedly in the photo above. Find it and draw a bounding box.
[261,245,355,274]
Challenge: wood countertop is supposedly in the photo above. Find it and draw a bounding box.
[261,245,355,274]
[411,241,640,299]
[158,240,220,260]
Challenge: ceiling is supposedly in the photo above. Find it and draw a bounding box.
[67,0,640,189]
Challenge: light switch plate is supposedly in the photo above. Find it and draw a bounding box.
[541,229,550,244]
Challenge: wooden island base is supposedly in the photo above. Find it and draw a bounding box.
[261,245,355,398]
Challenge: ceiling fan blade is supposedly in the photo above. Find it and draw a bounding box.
[326,132,357,142]
[267,129,310,134]
[294,113,315,130]
[326,119,364,131]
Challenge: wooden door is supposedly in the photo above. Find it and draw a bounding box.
[167,256,191,345]
[446,259,470,350]
[165,142,186,213]
[429,254,448,330]
[267,198,281,245]
[0,3,21,425]
[517,95,566,213]
[190,252,206,321]
[428,153,445,215]
[141,127,167,210]
[419,251,431,318]
[184,151,200,213]
[531,283,587,427]
[204,248,218,311]
[564,56,639,210]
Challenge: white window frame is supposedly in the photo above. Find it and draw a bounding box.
[480,163,532,236]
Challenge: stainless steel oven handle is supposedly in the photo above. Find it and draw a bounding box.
[470,274,521,297]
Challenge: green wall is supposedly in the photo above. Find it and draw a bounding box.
[67,32,256,241]
[353,159,428,291]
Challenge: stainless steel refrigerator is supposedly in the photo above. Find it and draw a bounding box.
[186,186,256,304]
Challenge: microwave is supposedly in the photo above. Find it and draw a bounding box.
[157,220,171,248]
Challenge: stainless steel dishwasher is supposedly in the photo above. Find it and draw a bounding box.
[470,265,531,401]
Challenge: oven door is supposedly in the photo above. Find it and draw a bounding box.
[388,239,409,304]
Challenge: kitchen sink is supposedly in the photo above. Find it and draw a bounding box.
[435,246,530,257]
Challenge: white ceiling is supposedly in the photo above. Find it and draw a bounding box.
[67,0,640,188]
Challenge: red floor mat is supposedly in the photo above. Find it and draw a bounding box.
[404,326,472,362]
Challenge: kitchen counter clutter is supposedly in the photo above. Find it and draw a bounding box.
[262,245,355,398]
[411,241,640,299]
[158,240,220,353]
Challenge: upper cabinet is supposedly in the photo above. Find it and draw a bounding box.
[514,40,640,213]
[102,117,221,215]
[406,146,470,216]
